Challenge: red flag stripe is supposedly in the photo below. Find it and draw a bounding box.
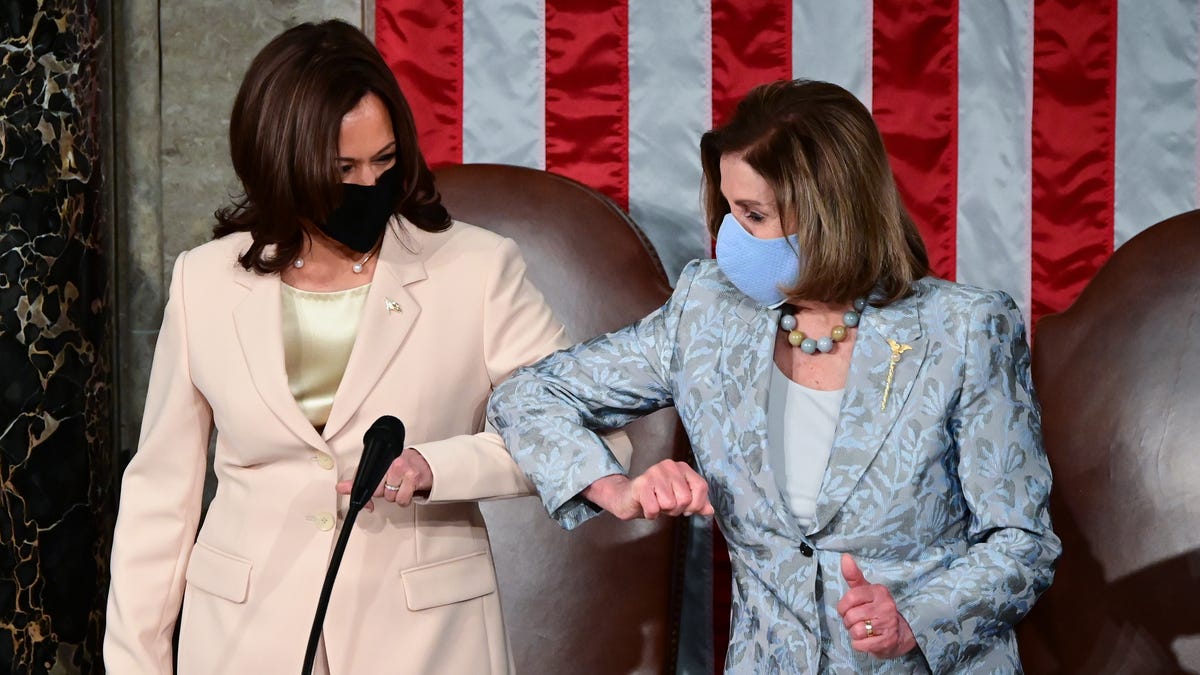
[375,0,464,167]
[872,1,960,281]
[544,0,630,209]
[710,0,793,128]
[1030,0,1117,325]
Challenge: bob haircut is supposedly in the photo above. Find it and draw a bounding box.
[214,19,449,273]
[699,79,929,306]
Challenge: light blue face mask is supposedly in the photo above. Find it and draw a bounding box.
[714,212,802,307]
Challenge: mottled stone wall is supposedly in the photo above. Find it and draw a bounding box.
[0,1,113,673]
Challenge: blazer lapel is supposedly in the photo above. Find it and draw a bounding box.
[811,292,928,532]
[321,225,426,440]
[722,300,808,534]
[232,269,327,449]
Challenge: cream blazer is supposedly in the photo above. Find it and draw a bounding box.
[105,220,569,674]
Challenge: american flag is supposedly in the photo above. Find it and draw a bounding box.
[376,0,1200,330]
[374,0,1200,668]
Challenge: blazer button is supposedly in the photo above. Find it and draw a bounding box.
[309,512,335,531]
[313,452,334,470]
[799,542,814,557]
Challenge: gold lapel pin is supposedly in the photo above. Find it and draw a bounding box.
[385,299,402,313]
[881,338,913,411]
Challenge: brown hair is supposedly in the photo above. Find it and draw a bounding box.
[214,19,449,273]
[700,79,929,305]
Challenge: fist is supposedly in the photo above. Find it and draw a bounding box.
[582,460,714,520]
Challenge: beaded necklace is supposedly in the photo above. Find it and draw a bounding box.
[779,298,867,354]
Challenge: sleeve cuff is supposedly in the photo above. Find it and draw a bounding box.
[539,453,626,530]
[408,438,532,504]
[901,598,958,675]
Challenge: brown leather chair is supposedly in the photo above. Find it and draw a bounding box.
[1017,210,1200,673]
[433,163,691,674]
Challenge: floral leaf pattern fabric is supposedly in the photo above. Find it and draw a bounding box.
[489,260,1060,674]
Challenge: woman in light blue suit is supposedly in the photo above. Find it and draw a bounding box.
[488,79,1060,673]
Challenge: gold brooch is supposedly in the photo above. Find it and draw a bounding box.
[385,299,402,313]
[881,338,912,411]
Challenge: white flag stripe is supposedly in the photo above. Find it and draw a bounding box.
[462,0,546,167]
[1114,0,1200,247]
[628,4,713,666]
[791,0,873,109]
[956,0,1035,323]
[628,0,712,281]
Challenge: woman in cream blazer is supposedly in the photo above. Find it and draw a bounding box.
[105,20,563,674]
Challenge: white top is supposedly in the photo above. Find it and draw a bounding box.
[766,364,844,531]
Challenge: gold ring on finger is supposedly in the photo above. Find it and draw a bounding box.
[864,619,875,638]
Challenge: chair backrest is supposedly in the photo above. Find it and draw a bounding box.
[434,163,691,674]
[1017,210,1200,672]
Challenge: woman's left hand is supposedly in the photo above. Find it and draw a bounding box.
[836,553,918,659]
[335,447,433,510]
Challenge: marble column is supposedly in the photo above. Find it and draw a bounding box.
[0,1,114,673]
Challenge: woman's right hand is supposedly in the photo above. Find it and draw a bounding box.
[582,460,714,520]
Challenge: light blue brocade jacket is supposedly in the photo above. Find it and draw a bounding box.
[487,260,1060,674]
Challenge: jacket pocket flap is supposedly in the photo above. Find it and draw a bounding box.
[400,551,496,611]
[185,541,252,603]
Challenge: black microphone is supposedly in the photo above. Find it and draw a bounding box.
[302,415,405,675]
[349,415,406,510]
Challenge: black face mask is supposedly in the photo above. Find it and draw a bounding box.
[319,165,400,253]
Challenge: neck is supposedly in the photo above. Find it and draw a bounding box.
[785,298,851,316]
[303,228,371,264]
[281,229,378,291]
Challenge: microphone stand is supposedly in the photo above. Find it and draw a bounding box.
[301,416,404,675]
